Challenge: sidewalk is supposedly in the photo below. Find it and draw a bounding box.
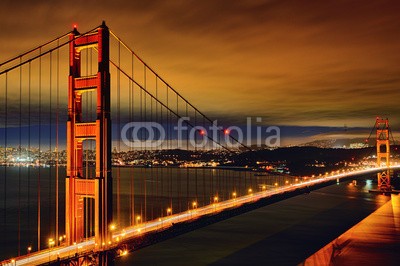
[303,194,400,266]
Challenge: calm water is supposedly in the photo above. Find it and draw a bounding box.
[0,165,294,261]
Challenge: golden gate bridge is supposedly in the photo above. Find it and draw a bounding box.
[0,22,398,265]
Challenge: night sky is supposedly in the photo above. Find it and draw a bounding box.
[1,0,400,145]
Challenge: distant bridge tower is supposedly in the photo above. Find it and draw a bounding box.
[376,117,391,192]
[66,22,112,252]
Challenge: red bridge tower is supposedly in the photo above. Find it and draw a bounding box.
[66,22,112,250]
[375,117,391,192]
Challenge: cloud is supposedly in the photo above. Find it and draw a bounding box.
[1,0,400,143]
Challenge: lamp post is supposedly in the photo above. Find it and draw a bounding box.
[213,196,218,211]
[48,238,55,263]
[27,246,32,263]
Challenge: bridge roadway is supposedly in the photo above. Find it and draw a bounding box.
[2,165,399,266]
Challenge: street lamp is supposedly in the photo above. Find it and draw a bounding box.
[248,188,253,194]
[232,192,237,199]
[48,238,55,263]
[26,246,32,264]
[136,215,141,225]
[192,201,197,209]
[167,207,172,216]
[213,196,218,203]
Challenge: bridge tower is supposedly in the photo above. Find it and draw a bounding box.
[376,117,391,192]
[66,22,112,251]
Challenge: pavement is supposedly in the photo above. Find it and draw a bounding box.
[303,194,400,266]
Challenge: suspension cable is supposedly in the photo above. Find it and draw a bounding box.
[0,26,100,76]
[0,32,71,68]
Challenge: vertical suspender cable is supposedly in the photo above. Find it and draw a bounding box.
[139,73,143,222]
[117,41,121,227]
[155,77,159,219]
[130,53,134,225]
[150,79,154,219]
[160,86,165,217]
[18,58,22,256]
[55,41,59,244]
[143,65,147,222]
[3,73,7,243]
[166,85,172,213]
[186,103,189,209]
[193,105,198,204]
[49,52,53,240]
[176,94,180,212]
[28,62,32,246]
[186,103,190,209]
[37,48,41,251]
[128,61,132,225]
